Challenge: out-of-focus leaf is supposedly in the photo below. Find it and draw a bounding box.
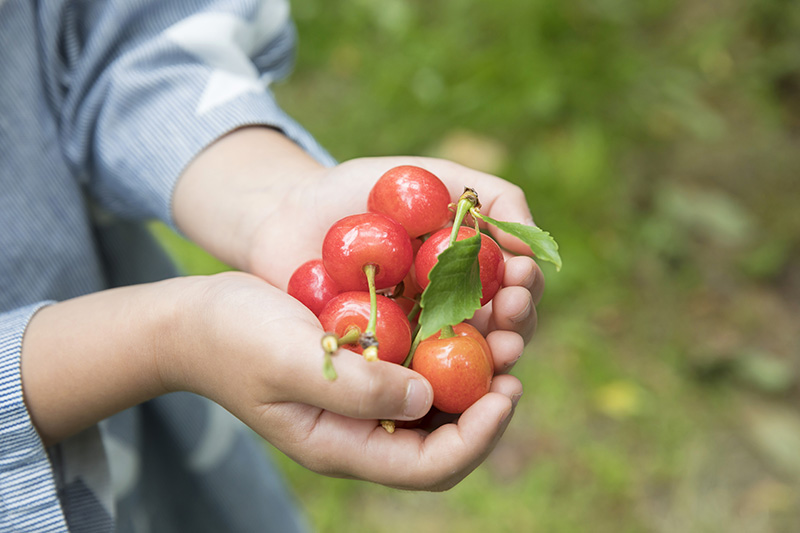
[431,130,509,175]
[594,380,643,420]
[657,184,757,247]
[742,401,800,481]
[734,351,796,394]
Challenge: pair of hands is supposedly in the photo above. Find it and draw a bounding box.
[171,128,544,490]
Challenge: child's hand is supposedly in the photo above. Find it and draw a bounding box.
[168,272,522,490]
[174,127,544,370]
[252,155,543,357]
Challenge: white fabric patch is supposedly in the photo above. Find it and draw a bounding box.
[101,431,141,501]
[187,401,242,472]
[164,0,290,115]
[59,425,116,517]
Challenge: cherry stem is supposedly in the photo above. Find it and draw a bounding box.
[363,263,379,336]
[321,326,362,381]
[338,326,361,346]
[322,354,337,381]
[448,188,480,246]
[470,207,485,233]
[406,300,421,322]
[439,325,456,339]
[403,327,423,368]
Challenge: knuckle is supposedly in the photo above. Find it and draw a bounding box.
[355,365,403,418]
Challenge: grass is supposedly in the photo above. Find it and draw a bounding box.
[154,0,800,531]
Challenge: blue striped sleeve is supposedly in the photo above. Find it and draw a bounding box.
[49,0,336,229]
[0,303,68,532]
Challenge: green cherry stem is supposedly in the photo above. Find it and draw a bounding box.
[403,327,423,368]
[406,300,421,323]
[448,188,479,247]
[469,207,486,232]
[439,325,456,339]
[322,354,337,381]
[362,263,379,362]
[364,263,378,335]
[339,326,362,346]
[320,326,362,381]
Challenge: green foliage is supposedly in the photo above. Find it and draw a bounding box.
[148,222,230,275]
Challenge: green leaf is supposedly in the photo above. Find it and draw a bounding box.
[417,233,482,340]
[476,213,562,271]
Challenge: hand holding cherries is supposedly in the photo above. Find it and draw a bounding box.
[287,165,561,429]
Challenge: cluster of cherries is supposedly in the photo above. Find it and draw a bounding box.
[287,165,506,423]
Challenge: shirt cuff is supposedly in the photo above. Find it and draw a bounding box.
[0,302,68,532]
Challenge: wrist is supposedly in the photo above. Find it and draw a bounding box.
[20,279,184,445]
[173,127,326,275]
[152,275,218,396]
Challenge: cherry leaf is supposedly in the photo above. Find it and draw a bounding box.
[417,233,482,340]
[477,213,562,271]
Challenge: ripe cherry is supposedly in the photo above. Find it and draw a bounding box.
[430,322,493,367]
[367,165,452,238]
[415,226,505,306]
[411,328,493,414]
[319,291,412,365]
[322,213,414,292]
[287,259,341,317]
[394,237,423,299]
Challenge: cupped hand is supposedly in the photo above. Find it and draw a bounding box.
[171,272,522,490]
[249,156,537,286]
[248,155,544,366]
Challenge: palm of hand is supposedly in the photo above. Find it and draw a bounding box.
[193,272,519,491]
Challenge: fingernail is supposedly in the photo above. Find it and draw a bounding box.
[503,352,523,371]
[510,299,532,324]
[511,391,523,407]
[403,379,431,418]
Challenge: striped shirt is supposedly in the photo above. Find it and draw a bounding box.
[0,1,334,531]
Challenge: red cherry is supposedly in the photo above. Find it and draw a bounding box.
[415,226,505,306]
[319,291,412,365]
[367,165,452,238]
[322,213,414,292]
[395,237,423,299]
[411,331,493,414]
[427,322,493,368]
[391,296,419,330]
[287,259,341,317]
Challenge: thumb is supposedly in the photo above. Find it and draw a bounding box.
[280,346,434,421]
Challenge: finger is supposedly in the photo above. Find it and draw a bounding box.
[467,302,492,335]
[274,340,434,422]
[489,373,524,403]
[218,279,433,423]
[488,285,537,343]
[503,255,544,306]
[486,330,525,374]
[296,379,520,491]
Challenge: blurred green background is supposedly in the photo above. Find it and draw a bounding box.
[155,0,800,531]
